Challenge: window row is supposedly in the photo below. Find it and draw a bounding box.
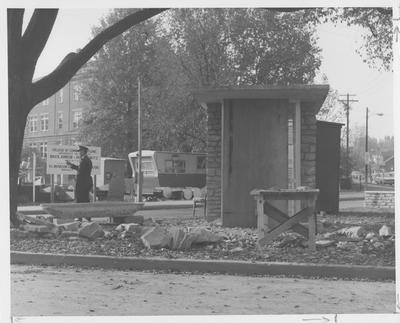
[29,142,47,158]
[27,111,83,133]
[41,84,82,106]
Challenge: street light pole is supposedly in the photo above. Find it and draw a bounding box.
[365,107,369,189]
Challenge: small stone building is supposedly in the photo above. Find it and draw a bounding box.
[195,85,329,228]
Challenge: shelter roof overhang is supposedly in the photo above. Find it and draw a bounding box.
[194,84,330,113]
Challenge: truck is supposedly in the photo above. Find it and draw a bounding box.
[128,150,206,200]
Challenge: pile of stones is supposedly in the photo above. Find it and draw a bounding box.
[12,213,226,251]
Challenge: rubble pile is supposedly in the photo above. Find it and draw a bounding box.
[13,214,226,251]
[10,213,395,267]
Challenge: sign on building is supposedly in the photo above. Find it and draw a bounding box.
[47,145,101,175]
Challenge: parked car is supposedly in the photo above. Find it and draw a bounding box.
[383,172,395,185]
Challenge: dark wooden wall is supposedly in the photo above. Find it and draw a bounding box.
[222,99,288,228]
[316,121,343,213]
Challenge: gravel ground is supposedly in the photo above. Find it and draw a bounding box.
[10,213,395,267]
[11,264,396,316]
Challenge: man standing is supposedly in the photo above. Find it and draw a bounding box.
[66,145,93,221]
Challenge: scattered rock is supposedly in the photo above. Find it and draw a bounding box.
[211,218,222,226]
[78,222,104,239]
[59,231,80,239]
[365,232,376,240]
[379,225,392,237]
[140,226,154,236]
[230,246,244,253]
[58,221,80,232]
[123,215,145,225]
[372,241,385,249]
[143,218,155,226]
[321,232,336,239]
[337,241,352,250]
[104,231,113,239]
[276,233,306,248]
[189,227,224,244]
[316,240,336,248]
[140,226,171,249]
[120,231,135,239]
[169,227,186,250]
[116,223,141,234]
[335,226,365,239]
[21,224,52,233]
[178,233,197,250]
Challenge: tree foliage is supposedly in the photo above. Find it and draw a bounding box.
[80,8,323,157]
[8,8,166,226]
[304,7,392,71]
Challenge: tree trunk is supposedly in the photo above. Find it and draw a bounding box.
[9,74,30,227]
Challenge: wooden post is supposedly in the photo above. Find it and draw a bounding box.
[256,196,265,237]
[93,175,96,203]
[32,152,36,203]
[50,174,55,203]
[308,200,316,251]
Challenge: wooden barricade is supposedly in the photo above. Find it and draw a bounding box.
[250,189,319,250]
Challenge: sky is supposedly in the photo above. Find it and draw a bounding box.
[26,8,394,140]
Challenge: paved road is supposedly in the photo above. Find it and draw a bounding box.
[11,265,395,316]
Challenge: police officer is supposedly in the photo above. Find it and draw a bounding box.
[66,145,93,221]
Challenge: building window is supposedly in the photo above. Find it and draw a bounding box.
[39,142,47,158]
[72,111,83,128]
[29,142,37,149]
[57,112,63,129]
[73,84,81,101]
[42,98,50,106]
[40,113,49,131]
[30,116,38,132]
[165,160,186,173]
[58,89,64,103]
[197,156,206,170]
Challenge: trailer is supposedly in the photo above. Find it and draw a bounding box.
[128,150,206,200]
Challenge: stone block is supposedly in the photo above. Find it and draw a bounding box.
[316,240,336,248]
[336,226,365,239]
[140,226,172,249]
[58,221,80,232]
[379,225,392,237]
[190,227,224,244]
[169,227,186,250]
[78,222,104,239]
[178,233,197,250]
[116,223,142,233]
[21,224,52,233]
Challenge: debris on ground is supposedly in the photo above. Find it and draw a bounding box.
[10,212,395,267]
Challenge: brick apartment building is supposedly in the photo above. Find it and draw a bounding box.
[22,71,89,185]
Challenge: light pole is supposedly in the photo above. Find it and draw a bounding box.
[365,107,383,189]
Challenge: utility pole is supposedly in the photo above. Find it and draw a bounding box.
[137,77,143,203]
[365,107,369,189]
[339,93,358,188]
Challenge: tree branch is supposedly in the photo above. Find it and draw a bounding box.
[31,8,168,106]
[21,9,59,79]
[7,9,24,49]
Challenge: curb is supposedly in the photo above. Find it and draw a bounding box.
[339,209,394,216]
[11,251,394,281]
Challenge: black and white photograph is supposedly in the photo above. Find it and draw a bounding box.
[3,0,399,321]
